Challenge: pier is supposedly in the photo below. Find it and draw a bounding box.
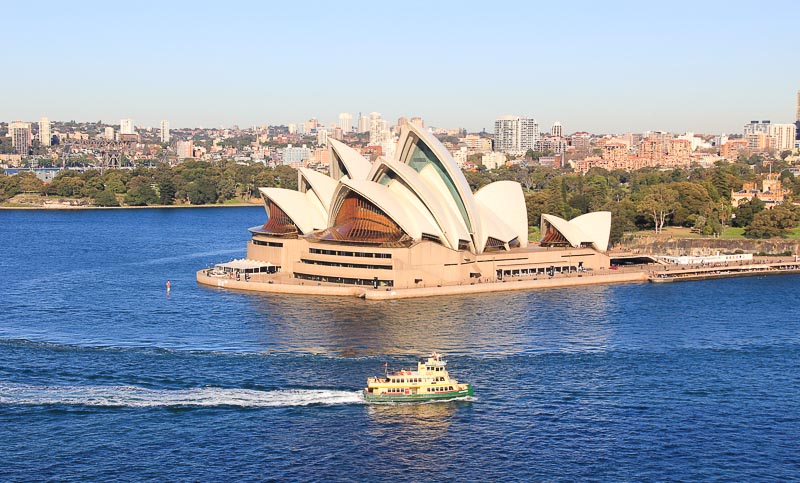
[648,260,800,283]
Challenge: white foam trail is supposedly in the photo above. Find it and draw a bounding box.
[0,383,364,408]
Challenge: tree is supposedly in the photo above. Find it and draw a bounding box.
[124,176,158,206]
[637,185,679,234]
[93,189,120,207]
[185,178,217,205]
[524,191,550,230]
[744,204,800,238]
[16,172,44,193]
[604,199,637,245]
[0,175,21,202]
[732,197,765,227]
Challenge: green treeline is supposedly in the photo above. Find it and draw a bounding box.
[2,159,800,241]
[0,161,297,207]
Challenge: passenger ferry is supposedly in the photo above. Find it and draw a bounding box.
[363,353,473,403]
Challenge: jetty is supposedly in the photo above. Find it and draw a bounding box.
[648,260,800,283]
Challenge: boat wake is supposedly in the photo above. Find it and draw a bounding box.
[0,383,364,408]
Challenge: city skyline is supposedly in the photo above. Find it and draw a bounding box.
[3,0,799,133]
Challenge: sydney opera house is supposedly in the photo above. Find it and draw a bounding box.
[202,123,613,292]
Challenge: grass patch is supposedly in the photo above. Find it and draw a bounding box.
[528,226,540,242]
[786,226,800,239]
[721,227,745,238]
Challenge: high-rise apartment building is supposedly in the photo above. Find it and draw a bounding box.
[9,121,32,155]
[551,121,562,137]
[317,129,328,146]
[177,140,194,159]
[120,118,134,135]
[410,117,424,129]
[769,123,797,151]
[743,120,771,136]
[796,90,800,122]
[494,115,539,153]
[104,127,115,140]
[39,117,51,146]
[357,113,370,133]
[338,113,353,133]
[160,120,170,143]
[369,112,383,145]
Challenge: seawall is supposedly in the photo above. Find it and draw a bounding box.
[196,270,648,300]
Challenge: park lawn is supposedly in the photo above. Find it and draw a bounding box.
[721,227,745,238]
[786,226,800,239]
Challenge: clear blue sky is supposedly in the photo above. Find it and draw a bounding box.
[4,0,799,134]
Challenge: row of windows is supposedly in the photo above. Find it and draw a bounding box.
[497,265,577,279]
[425,386,455,392]
[309,248,391,259]
[300,259,392,270]
[390,376,445,384]
[294,273,394,287]
[252,240,284,247]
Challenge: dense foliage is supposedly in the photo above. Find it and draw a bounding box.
[0,161,298,208]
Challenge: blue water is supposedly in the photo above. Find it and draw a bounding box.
[1,208,799,481]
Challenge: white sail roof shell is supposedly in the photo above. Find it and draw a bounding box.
[475,200,519,245]
[396,123,483,252]
[368,157,471,250]
[259,187,327,235]
[331,178,444,242]
[298,167,337,212]
[541,211,611,252]
[475,181,529,248]
[571,211,611,252]
[329,138,371,181]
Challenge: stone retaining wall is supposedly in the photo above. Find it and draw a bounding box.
[619,235,800,256]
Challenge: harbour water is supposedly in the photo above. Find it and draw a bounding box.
[2,207,799,481]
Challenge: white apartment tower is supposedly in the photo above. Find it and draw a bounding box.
[551,121,562,138]
[369,112,383,145]
[357,113,370,133]
[160,120,170,143]
[104,127,115,140]
[769,124,797,151]
[120,118,134,135]
[494,115,539,153]
[39,117,51,146]
[338,112,353,133]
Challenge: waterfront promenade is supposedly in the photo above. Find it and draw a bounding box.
[198,267,648,300]
[197,257,800,299]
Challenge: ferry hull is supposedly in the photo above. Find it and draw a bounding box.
[363,385,473,403]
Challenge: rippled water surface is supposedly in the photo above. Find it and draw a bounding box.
[2,208,800,481]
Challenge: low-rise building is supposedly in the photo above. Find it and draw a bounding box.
[731,174,787,208]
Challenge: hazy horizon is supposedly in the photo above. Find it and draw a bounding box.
[4,0,799,134]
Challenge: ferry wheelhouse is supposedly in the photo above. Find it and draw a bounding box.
[363,353,473,403]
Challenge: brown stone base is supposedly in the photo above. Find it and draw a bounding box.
[196,270,648,300]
